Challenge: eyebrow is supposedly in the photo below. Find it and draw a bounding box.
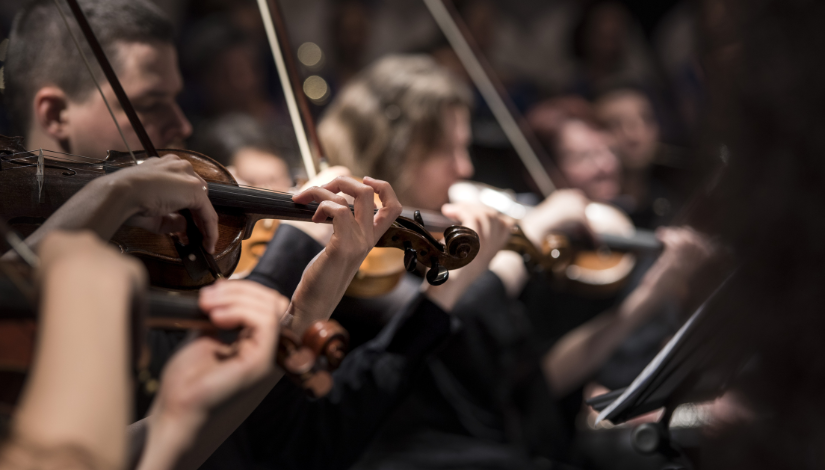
[133,90,176,100]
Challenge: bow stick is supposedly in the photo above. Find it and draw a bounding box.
[256,0,327,178]
[422,0,568,197]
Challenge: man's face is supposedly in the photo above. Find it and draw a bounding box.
[596,91,659,170]
[557,120,621,203]
[63,41,192,159]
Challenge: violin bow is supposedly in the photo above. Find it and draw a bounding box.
[256,0,326,179]
[422,0,566,197]
[54,0,223,283]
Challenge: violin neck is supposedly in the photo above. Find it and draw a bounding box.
[599,230,663,253]
[207,183,319,223]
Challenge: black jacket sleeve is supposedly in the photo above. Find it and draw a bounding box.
[199,294,452,470]
[245,224,323,298]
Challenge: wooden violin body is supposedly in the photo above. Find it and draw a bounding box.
[0,136,480,290]
[447,181,663,296]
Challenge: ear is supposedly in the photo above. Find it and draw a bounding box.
[32,86,71,141]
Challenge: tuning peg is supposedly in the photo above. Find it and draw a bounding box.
[404,246,417,272]
[283,346,316,375]
[302,370,333,398]
[414,210,425,227]
[426,260,449,285]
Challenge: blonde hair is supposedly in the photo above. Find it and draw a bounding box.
[319,54,472,197]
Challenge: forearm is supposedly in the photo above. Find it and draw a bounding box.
[137,371,285,470]
[20,178,137,250]
[543,282,662,396]
[286,249,361,336]
[13,262,133,468]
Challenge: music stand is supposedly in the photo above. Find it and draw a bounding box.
[586,273,751,468]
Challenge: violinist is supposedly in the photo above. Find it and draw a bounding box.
[310,54,718,468]
[5,0,189,159]
[3,0,217,255]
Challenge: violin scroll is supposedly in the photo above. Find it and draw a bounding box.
[277,319,351,397]
[377,214,480,286]
[277,328,331,398]
[302,320,349,370]
[444,225,481,262]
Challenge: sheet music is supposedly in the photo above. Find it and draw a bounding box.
[595,273,735,424]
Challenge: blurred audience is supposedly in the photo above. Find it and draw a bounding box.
[179,18,275,122]
[528,92,680,229]
[569,2,660,99]
[595,87,680,228]
[328,0,372,87]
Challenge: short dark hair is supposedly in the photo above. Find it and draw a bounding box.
[3,0,174,132]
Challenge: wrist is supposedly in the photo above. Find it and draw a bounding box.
[288,249,358,334]
[97,173,143,221]
[489,251,529,298]
[138,408,205,470]
[520,221,552,248]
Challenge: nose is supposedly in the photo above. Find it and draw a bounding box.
[596,149,620,173]
[454,147,474,179]
[164,102,193,145]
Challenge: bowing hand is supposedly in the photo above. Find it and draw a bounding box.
[425,202,515,312]
[139,280,287,470]
[520,189,594,247]
[118,154,219,254]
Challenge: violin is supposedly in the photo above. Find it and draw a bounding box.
[229,0,483,295]
[0,136,480,290]
[0,252,349,406]
[10,0,477,292]
[448,181,663,295]
[345,199,662,298]
[420,0,665,296]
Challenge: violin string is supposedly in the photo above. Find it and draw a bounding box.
[2,150,379,215]
[1,153,305,199]
[2,149,106,163]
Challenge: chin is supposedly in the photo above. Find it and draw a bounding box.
[591,186,621,204]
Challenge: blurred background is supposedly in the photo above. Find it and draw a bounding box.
[0,0,699,195]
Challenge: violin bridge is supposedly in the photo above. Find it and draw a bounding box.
[36,148,44,203]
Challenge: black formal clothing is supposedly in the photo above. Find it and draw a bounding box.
[199,225,452,469]
[353,272,570,470]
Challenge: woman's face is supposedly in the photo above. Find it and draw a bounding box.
[556,120,621,203]
[405,106,474,211]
